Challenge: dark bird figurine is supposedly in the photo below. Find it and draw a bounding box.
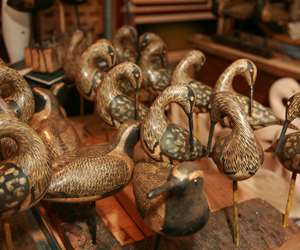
[141,85,206,163]
[95,62,148,128]
[0,113,51,249]
[133,161,209,237]
[207,91,263,247]
[272,92,300,227]
[139,32,170,99]
[113,25,138,64]
[30,87,81,163]
[75,39,116,101]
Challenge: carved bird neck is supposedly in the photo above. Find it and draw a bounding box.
[0,66,35,122]
[215,59,257,94]
[172,50,206,85]
[211,92,262,180]
[140,41,168,69]
[77,39,116,101]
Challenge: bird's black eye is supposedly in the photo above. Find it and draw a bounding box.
[193,177,201,185]
[108,46,114,56]
[133,68,140,79]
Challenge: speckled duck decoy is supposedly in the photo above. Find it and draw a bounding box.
[139,32,171,98]
[44,121,140,202]
[63,29,93,81]
[113,25,138,64]
[0,113,51,219]
[95,62,148,128]
[30,87,81,163]
[272,92,300,227]
[141,85,206,163]
[75,39,117,101]
[133,161,209,236]
[207,91,263,247]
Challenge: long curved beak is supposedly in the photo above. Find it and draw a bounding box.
[206,121,216,156]
[188,111,194,153]
[249,86,253,117]
[134,88,139,120]
[275,120,289,155]
[147,178,188,199]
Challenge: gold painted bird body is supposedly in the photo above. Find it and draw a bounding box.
[210,91,263,181]
[139,33,170,97]
[0,114,51,219]
[0,63,35,122]
[44,121,140,203]
[141,85,206,162]
[113,25,138,64]
[215,58,280,128]
[30,87,81,163]
[76,39,116,101]
[63,29,93,81]
[95,62,148,128]
[133,161,209,236]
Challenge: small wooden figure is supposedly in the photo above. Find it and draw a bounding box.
[207,91,263,247]
[274,92,300,227]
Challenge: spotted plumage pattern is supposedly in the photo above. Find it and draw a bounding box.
[210,92,263,181]
[141,85,206,162]
[76,39,116,101]
[95,62,148,128]
[0,114,51,219]
[44,121,140,203]
[113,25,138,63]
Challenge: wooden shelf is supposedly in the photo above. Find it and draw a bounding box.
[131,0,209,5]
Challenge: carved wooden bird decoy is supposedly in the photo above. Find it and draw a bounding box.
[133,161,209,237]
[95,62,148,128]
[75,39,116,101]
[113,25,138,64]
[30,87,81,162]
[0,113,51,248]
[272,92,300,227]
[63,29,93,82]
[141,85,206,163]
[139,32,170,98]
[207,91,263,247]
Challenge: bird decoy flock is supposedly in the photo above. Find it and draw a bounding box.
[0,25,299,249]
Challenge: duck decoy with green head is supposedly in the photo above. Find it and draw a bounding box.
[207,91,263,247]
[141,85,206,163]
[133,161,209,237]
[76,39,117,101]
[273,92,300,228]
[139,32,170,98]
[30,87,81,163]
[95,62,148,128]
[0,113,51,249]
[113,25,138,64]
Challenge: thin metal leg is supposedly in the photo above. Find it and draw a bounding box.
[283,172,297,228]
[233,180,240,247]
[153,234,161,250]
[3,221,14,250]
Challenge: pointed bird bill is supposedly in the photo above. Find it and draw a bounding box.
[249,86,253,117]
[275,120,289,156]
[134,88,139,120]
[188,111,194,153]
[147,179,188,199]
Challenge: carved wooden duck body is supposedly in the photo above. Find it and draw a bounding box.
[0,114,51,219]
[95,62,148,128]
[141,85,206,162]
[63,29,93,81]
[30,87,81,162]
[172,50,211,113]
[44,121,140,202]
[113,25,138,63]
[133,161,209,236]
[139,32,170,97]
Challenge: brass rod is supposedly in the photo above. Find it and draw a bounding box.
[3,221,14,250]
[283,172,297,228]
[233,180,240,247]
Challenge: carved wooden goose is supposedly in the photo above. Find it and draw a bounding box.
[30,87,81,162]
[272,92,300,227]
[207,91,263,247]
[139,32,170,98]
[141,85,206,163]
[63,29,92,81]
[95,62,148,128]
[113,25,138,64]
[76,39,116,101]
[0,113,51,248]
[133,161,209,237]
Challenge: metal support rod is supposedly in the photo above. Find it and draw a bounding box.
[103,0,113,39]
[283,172,297,228]
[233,180,240,247]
